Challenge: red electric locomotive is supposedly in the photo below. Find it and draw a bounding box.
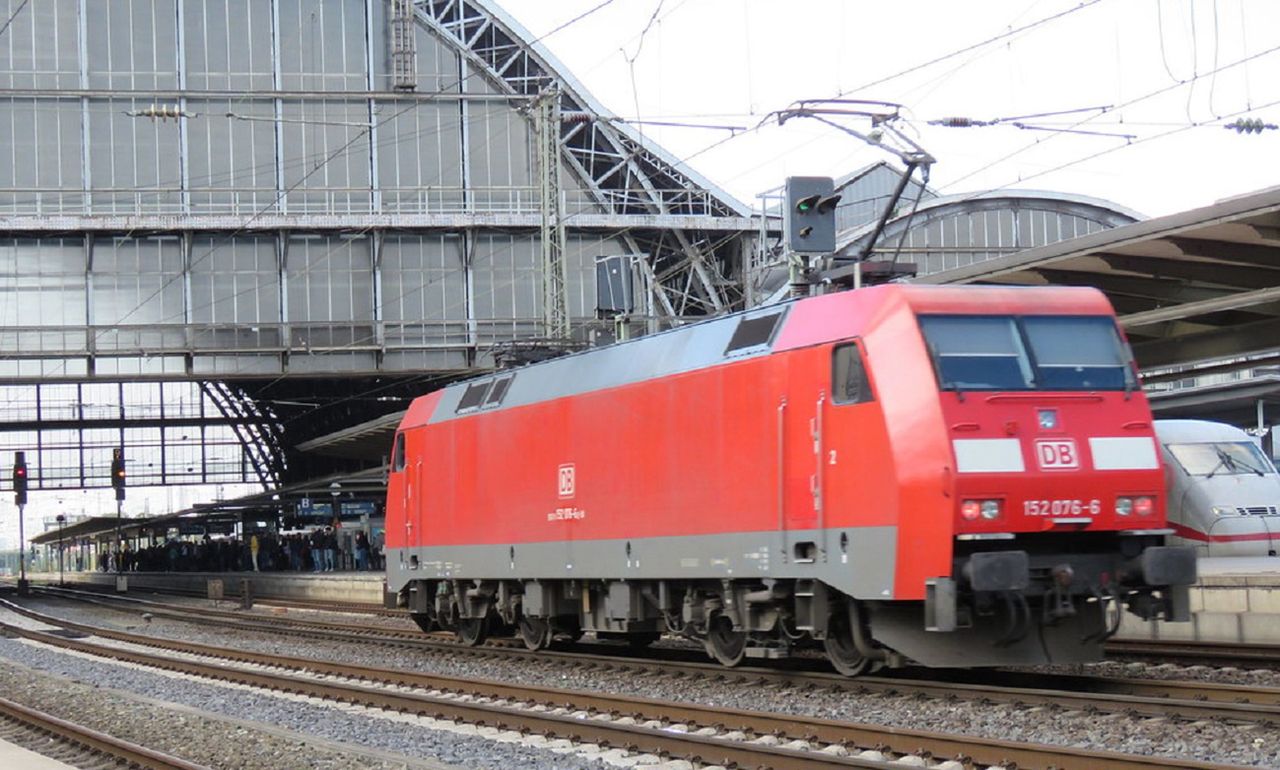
[385,285,1195,672]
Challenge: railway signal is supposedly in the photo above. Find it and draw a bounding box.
[12,451,27,507]
[13,451,28,593]
[111,447,126,501]
[783,176,840,255]
[111,447,125,577]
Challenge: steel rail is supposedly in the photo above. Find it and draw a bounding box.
[1106,637,1280,665]
[0,602,1250,770]
[0,695,212,770]
[32,587,1280,724]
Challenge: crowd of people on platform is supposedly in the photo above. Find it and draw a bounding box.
[96,528,381,573]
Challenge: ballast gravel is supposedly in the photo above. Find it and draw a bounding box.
[20,596,1280,768]
[0,636,612,770]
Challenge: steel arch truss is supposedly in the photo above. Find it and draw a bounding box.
[417,0,748,318]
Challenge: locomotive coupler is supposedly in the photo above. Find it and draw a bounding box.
[1082,584,1124,643]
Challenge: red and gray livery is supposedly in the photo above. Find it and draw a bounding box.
[385,284,1196,673]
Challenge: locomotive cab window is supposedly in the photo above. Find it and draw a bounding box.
[918,314,1135,392]
[832,343,874,404]
[392,433,406,472]
[1021,316,1135,390]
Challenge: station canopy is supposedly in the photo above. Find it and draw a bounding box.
[914,186,1280,380]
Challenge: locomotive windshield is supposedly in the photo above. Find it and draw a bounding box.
[1166,441,1276,477]
[918,314,1136,392]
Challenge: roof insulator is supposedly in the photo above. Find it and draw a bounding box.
[1224,117,1277,134]
[927,116,993,128]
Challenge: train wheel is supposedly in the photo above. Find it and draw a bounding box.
[409,612,435,633]
[457,617,488,646]
[704,615,747,667]
[824,609,871,677]
[518,616,552,651]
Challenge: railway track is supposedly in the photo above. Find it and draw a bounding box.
[0,599,1246,770]
[0,694,210,770]
[31,585,1280,727]
[1106,637,1280,666]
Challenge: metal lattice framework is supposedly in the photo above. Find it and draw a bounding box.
[415,0,748,318]
[0,0,758,492]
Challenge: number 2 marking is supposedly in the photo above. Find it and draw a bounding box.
[828,450,838,465]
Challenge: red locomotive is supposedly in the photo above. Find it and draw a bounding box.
[385,285,1195,672]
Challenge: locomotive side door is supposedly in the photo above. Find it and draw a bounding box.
[780,346,829,561]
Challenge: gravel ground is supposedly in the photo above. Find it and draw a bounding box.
[0,635,617,769]
[19,596,1280,768]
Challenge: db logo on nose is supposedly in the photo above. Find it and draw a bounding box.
[1035,439,1079,471]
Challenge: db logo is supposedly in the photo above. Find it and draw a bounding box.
[557,463,576,499]
[1035,439,1079,471]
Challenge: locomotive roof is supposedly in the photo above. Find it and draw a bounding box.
[402,284,1116,429]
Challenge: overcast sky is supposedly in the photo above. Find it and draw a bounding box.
[503,0,1280,217]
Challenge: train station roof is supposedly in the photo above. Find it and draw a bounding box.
[29,516,127,545]
[1148,375,1280,428]
[914,186,1280,377]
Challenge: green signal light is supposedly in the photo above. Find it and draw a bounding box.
[795,193,822,213]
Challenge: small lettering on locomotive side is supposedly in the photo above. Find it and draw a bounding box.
[547,506,586,522]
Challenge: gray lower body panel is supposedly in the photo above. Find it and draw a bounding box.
[385,526,898,600]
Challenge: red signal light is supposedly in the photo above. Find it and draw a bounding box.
[1134,496,1154,516]
[960,500,981,521]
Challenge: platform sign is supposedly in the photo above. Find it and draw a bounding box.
[299,497,313,513]
[306,502,333,523]
[177,522,205,536]
[339,501,377,519]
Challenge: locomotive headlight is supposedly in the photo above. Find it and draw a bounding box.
[960,500,981,521]
[1115,497,1133,516]
[1133,496,1155,516]
[1211,505,1233,517]
[980,500,1002,520]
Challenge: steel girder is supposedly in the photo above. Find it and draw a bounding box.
[414,0,750,319]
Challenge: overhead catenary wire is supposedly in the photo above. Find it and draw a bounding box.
[0,0,29,41]
[938,39,1280,192]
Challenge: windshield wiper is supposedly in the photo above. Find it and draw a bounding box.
[1205,447,1234,479]
[1231,455,1268,477]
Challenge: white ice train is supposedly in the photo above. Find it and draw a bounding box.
[1156,419,1280,557]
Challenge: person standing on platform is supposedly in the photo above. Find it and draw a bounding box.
[250,533,260,572]
[323,527,337,571]
[354,531,369,571]
[310,529,324,572]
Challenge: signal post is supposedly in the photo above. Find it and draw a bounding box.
[13,451,28,593]
[111,448,126,585]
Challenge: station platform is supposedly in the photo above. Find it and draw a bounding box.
[46,570,385,605]
[1120,556,1280,645]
